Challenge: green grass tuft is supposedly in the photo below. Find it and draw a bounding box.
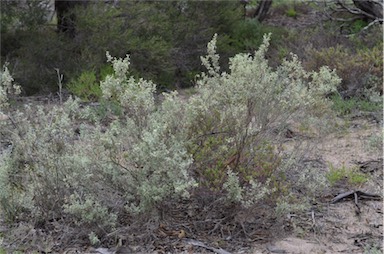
[327,164,369,186]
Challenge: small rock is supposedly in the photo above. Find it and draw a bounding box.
[266,244,287,253]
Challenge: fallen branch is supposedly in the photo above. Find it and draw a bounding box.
[354,158,383,174]
[336,0,383,21]
[331,190,382,204]
[184,238,232,254]
[354,192,361,215]
[345,18,382,37]
[321,0,383,35]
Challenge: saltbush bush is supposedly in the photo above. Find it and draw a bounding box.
[0,64,20,111]
[0,34,340,245]
[185,34,338,205]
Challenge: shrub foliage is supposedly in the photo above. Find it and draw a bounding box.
[0,35,340,245]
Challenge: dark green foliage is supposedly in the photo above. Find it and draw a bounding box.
[331,94,382,116]
[0,1,290,94]
[72,1,174,81]
[6,30,75,94]
[3,1,256,93]
[285,7,297,18]
[1,0,382,100]
[350,19,369,34]
[1,0,56,94]
[0,0,50,33]
[0,0,51,60]
[219,19,287,52]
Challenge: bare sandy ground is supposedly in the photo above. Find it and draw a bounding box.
[247,117,383,254]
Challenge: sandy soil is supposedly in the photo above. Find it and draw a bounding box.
[246,117,383,254]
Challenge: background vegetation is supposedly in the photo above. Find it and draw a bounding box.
[0,35,338,249]
[0,0,382,252]
[1,1,382,100]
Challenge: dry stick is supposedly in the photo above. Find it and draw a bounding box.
[5,114,18,130]
[208,218,226,235]
[354,192,361,215]
[356,19,381,32]
[55,68,63,105]
[184,238,232,254]
[336,0,383,21]
[325,0,383,33]
[311,210,315,226]
[331,190,382,204]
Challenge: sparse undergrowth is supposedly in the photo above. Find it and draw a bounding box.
[331,93,382,116]
[0,34,351,252]
[326,163,369,186]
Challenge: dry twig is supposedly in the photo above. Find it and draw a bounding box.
[184,238,232,254]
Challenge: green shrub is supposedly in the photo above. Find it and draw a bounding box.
[280,23,382,97]
[326,164,368,186]
[67,64,115,102]
[356,43,383,92]
[285,7,297,18]
[67,70,102,102]
[331,94,382,116]
[305,43,383,96]
[350,19,368,34]
[220,19,287,52]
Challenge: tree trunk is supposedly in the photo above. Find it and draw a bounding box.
[353,0,383,21]
[252,0,273,22]
[55,0,89,37]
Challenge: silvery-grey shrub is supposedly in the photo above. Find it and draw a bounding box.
[0,33,340,230]
[0,64,21,111]
[186,34,340,206]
